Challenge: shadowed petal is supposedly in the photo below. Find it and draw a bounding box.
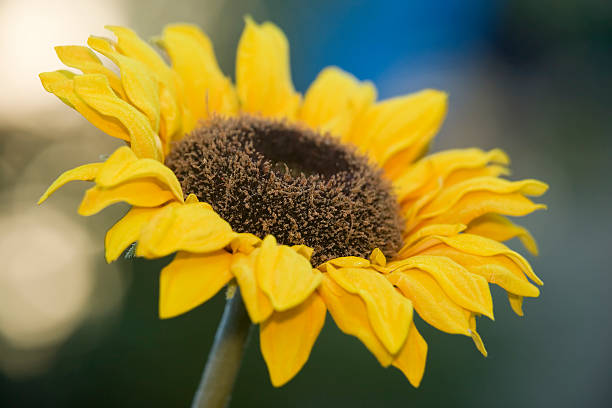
[260,293,326,387]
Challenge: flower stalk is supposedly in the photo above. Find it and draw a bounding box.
[191,289,251,408]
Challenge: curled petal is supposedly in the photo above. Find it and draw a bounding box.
[328,266,413,354]
[508,293,524,316]
[467,213,538,255]
[72,74,162,160]
[230,251,273,323]
[260,293,326,387]
[39,70,130,142]
[78,179,175,216]
[443,164,510,187]
[54,45,126,98]
[105,205,171,263]
[416,191,547,229]
[236,17,301,119]
[434,234,542,285]
[421,244,540,298]
[96,147,183,202]
[159,250,233,318]
[256,236,321,311]
[392,323,428,387]
[300,67,375,138]
[389,255,493,319]
[136,203,235,257]
[418,177,548,220]
[87,36,160,133]
[401,223,467,250]
[388,269,471,335]
[106,25,182,146]
[469,315,488,357]
[38,162,102,204]
[318,273,393,367]
[394,148,509,201]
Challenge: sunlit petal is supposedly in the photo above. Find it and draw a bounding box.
[236,17,301,119]
[328,266,413,354]
[159,250,233,318]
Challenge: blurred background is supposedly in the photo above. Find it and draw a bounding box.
[0,0,610,406]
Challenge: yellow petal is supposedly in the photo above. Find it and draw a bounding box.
[328,266,413,354]
[346,90,447,171]
[369,248,387,267]
[328,256,371,268]
[159,250,234,318]
[469,315,488,357]
[467,213,538,255]
[230,251,273,323]
[299,66,376,138]
[417,177,548,220]
[394,148,509,201]
[291,245,314,261]
[136,202,235,258]
[105,25,183,146]
[256,236,321,311]
[392,323,428,387]
[105,205,169,263]
[96,148,183,202]
[260,293,326,387]
[390,255,493,319]
[87,36,160,133]
[443,164,510,187]
[421,244,540,298]
[184,193,200,204]
[72,74,162,160]
[160,24,238,124]
[40,71,131,142]
[508,293,524,316]
[399,166,513,225]
[78,179,175,216]
[38,162,102,204]
[401,186,441,228]
[231,233,262,255]
[401,223,467,250]
[435,234,543,285]
[54,45,126,98]
[416,191,547,229]
[96,144,137,171]
[106,25,170,76]
[236,17,301,119]
[318,273,393,366]
[388,269,471,335]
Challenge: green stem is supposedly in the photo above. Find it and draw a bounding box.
[191,289,251,408]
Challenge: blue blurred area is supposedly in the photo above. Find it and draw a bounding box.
[279,0,500,92]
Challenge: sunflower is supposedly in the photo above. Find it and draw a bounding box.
[38,19,547,389]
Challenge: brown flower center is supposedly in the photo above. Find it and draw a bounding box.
[165,114,403,266]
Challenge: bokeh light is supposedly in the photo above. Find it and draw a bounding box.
[0,207,94,351]
[0,0,127,128]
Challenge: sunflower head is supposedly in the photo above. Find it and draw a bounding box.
[165,113,404,266]
[38,19,547,389]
